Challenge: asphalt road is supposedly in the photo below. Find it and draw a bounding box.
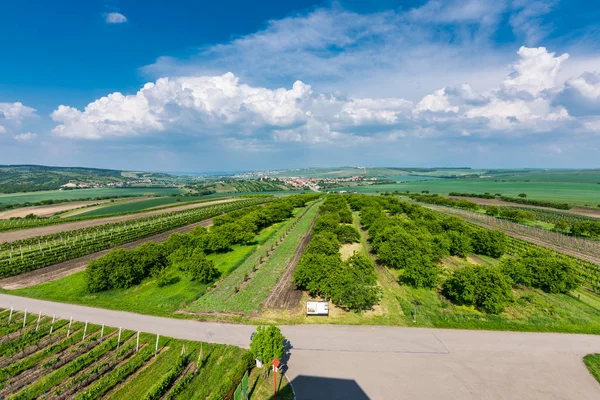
[1,293,600,399]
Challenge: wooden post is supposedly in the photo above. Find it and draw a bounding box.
[35,311,41,331]
[22,309,27,329]
[82,320,88,341]
[155,334,159,357]
[50,314,55,334]
[67,316,73,337]
[117,327,122,349]
[100,324,104,342]
[8,306,14,324]
[136,331,140,352]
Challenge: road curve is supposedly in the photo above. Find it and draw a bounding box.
[1,293,600,399]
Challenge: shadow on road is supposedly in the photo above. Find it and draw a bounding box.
[285,375,370,400]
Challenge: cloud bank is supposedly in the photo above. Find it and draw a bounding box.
[51,46,600,147]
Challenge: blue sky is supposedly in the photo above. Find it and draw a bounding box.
[1,0,600,172]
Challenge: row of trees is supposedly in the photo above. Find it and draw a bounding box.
[349,195,507,290]
[348,195,582,314]
[293,195,379,312]
[408,193,480,211]
[86,194,319,292]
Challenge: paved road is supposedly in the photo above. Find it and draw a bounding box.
[1,294,600,399]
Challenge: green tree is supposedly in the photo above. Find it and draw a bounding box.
[554,220,570,232]
[486,206,500,216]
[443,265,513,314]
[518,193,527,198]
[250,325,285,365]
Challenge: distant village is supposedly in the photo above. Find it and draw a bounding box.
[59,179,153,190]
[257,175,378,191]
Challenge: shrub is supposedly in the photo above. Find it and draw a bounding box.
[471,229,507,258]
[504,251,580,293]
[446,231,472,258]
[336,224,361,243]
[250,326,285,365]
[401,261,441,289]
[443,265,513,314]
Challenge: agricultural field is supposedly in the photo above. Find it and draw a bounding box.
[0,198,267,279]
[7,195,320,317]
[332,179,600,207]
[228,194,600,335]
[74,195,220,217]
[0,187,184,206]
[0,309,264,399]
[189,200,320,314]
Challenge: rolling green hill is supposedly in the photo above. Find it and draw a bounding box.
[0,165,179,194]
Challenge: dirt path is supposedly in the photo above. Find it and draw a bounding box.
[262,216,315,310]
[447,196,600,218]
[0,198,236,243]
[0,200,113,219]
[0,218,214,290]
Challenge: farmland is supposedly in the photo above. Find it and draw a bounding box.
[0,198,267,279]
[0,187,184,206]
[8,195,320,317]
[332,179,600,207]
[73,195,223,217]
[0,309,257,399]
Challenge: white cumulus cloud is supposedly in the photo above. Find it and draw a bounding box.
[14,132,37,141]
[105,12,127,24]
[0,102,37,122]
[50,45,600,146]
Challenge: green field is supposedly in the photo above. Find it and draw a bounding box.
[190,202,319,314]
[74,195,218,217]
[7,218,284,316]
[0,187,185,206]
[0,309,256,399]
[332,179,600,206]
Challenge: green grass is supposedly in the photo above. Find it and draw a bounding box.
[332,179,600,206]
[584,354,600,384]
[189,202,319,314]
[9,270,209,316]
[0,187,184,205]
[9,216,286,317]
[248,368,294,400]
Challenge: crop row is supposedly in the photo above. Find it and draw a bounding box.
[0,198,269,278]
[0,196,240,233]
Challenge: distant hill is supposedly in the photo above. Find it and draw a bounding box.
[0,165,177,193]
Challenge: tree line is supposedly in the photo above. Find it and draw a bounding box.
[86,194,319,292]
[293,195,379,312]
[348,194,581,314]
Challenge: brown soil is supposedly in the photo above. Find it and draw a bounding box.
[262,211,316,310]
[0,218,214,290]
[0,198,237,243]
[0,200,112,219]
[340,243,361,261]
[447,196,600,218]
